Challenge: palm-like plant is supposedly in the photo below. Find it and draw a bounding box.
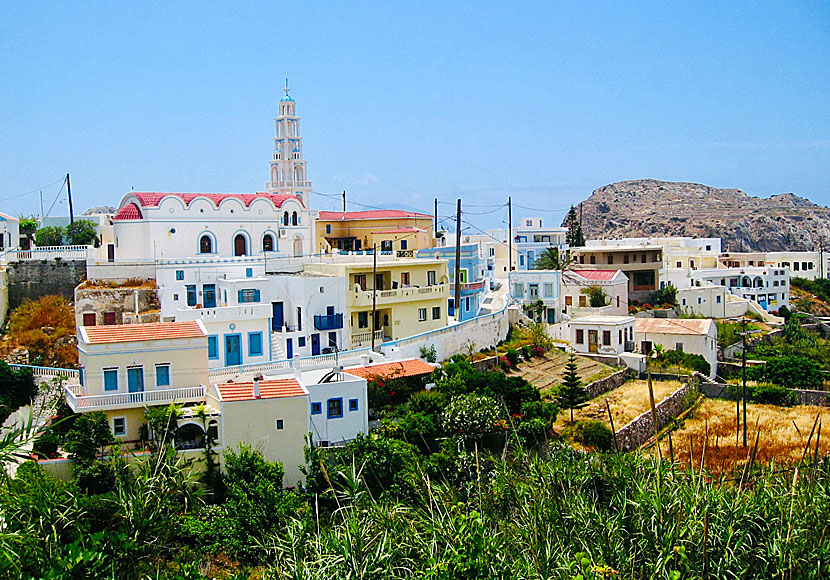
[532,247,575,271]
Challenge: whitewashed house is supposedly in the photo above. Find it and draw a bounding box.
[509,270,561,324]
[299,366,369,446]
[569,316,636,356]
[561,269,629,317]
[635,318,718,378]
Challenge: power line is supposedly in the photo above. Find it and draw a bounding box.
[0,177,66,203]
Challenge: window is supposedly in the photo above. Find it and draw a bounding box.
[104,368,118,391]
[400,239,408,250]
[238,289,261,303]
[283,211,289,226]
[297,307,302,331]
[155,364,170,387]
[616,296,620,307]
[590,255,596,265]
[349,398,359,412]
[526,220,532,226]
[246,267,253,278]
[127,366,144,392]
[248,332,263,356]
[565,296,572,306]
[432,306,441,319]
[176,270,184,280]
[262,234,274,252]
[207,336,218,359]
[311,402,322,415]
[325,224,331,234]
[327,398,343,418]
[103,312,116,325]
[619,330,623,344]
[519,255,525,266]
[579,295,587,307]
[716,295,721,304]
[608,255,614,265]
[698,297,702,304]
[576,329,584,344]
[276,419,284,430]
[357,312,368,328]
[291,211,298,226]
[381,240,392,252]
[802,262,809,271]
[113,417,126,437]
[544,283,554,297]
[199,235,213,254]
[623,254,629,264]
[355,274,367,290]
[602,331,611,346]
[203,284,217,308]
[186,285,197,307]
[401,272,410,286]
[427,270,436,286]
[83,312,96,326]
[418,308,427,321]
[676,261,682,268]
[298,336,306,347]
[513,283,524,298]
[675,342,684,352]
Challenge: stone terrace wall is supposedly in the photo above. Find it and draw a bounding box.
[699,381,830,407]
[471,355,499,372]
[585,368,630,399]
[616,381,698,451]
[6,260,86,310]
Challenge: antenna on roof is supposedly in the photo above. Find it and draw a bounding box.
[284,78,290,96]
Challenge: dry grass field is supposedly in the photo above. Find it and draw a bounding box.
[513,350,615,398]
[553,379,683,432]
[662,398,829,474]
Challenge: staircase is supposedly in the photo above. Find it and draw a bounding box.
[271,333,285,361]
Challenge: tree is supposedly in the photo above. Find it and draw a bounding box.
[563,206,585,247]
[533,247,575,270]
[556,353,588,423]
[0,362,37,424]
[441,393,501,436]
[581,285,608,307]
[18,217,38,232]
[63,411,114,462]
[653,284,678,307]
[65,219,99,246]
[33,226,64,247]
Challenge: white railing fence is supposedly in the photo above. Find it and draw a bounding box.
[65,385,206,410]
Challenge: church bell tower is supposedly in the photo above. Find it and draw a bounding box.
[266,80,310,206]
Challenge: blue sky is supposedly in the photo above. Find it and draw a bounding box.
[1,2,828,228]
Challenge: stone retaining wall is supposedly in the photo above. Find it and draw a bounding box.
[471,355,499,372]
[585,368,630,399]
[699,381,830,407]
[6,260,86,310]
[616,381,698,451]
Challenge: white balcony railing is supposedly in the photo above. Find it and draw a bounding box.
[351,284,449,308]
[350,330,386,348]
[65,385,206,411]
[10,245,90,261]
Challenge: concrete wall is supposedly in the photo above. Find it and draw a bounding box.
[616,381,698,451]
[74,284,160,328]
[6,260,86,310]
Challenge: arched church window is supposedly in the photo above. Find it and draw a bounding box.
[262,234,274,252]
[199,235,213,254]
[291,211,298,226]
[283,212,289,226]
[234,234,248,257]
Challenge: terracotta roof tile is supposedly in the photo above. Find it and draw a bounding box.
[216,378,307,401]
[346,359,435,380]
[318,210,432,221]
[83,321,206,344]
[126,192,304,210]
[113,202,143,221]
[570,270,620,281]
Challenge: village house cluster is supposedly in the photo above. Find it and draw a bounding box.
[4,85,828,483]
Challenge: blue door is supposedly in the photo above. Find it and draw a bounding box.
[127,367,144,393]
[286,338,293,359]
[203,284,216,308]
[225,334,242,366]
[272,302,284,331]
[311,333,321,356]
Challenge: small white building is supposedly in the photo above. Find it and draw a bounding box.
[0,212,19,254]
[689,266,789,312]
[635,318,718,378]
[561,269,629,317]
[299,366,369,446]
[569,315,636,356]
[509,270,561,324]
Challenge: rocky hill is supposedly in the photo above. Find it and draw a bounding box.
[570,179,830,252]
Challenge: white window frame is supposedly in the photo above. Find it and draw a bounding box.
[112,416,127,437]
[418,308,427,322]
[154,363,171,388]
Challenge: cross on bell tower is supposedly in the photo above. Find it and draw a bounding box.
[266,79,311,206]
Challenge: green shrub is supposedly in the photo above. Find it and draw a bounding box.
[419,344,437,363]
[751,384,798,406]
[521,345,533,360]
[517,418,547,444]
[520,400,558,426]
[32,430,61,458]
[34,225,65,246]
[760,355,824,390]
[441,394,501,436]
[407,389,447,416]
[571,420,614,451]
[505,348,521,367]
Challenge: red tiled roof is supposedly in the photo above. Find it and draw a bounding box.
[0,212,19,221]
[126,192,304,210]
[83,321,206,344]
[570,270,620,281]
[216,378,307,401]
[318,209,432,221]
[113,203,143,221]
[372,227,422,234]
[346,359,435,380]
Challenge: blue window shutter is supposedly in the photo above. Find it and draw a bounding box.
[156,365,170,386]
[208,336,218,359]
[249,332,263,356]
[104,369,118,391]
[254,289,261,302]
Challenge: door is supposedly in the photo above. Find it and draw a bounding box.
[203,284,216,308]
[225,334,242,366]
[588,330,599,353]
[127,367,144,393]
[328,332,337,349]
[311,333,321,356]
[529,284,539,299]
[107,244,115,262]
[286,338,293,359]
[272,302,284,330]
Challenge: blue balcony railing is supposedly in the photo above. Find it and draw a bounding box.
[314,313,344,331]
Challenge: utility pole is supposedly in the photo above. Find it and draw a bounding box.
[738,320,762,447]
[434,198,438,240]
[66,173,75,244]
[39,191,44,220]
[371,244,378,353]
[342,190,346,212]
[508,196,513,272]
[454,199,462,322]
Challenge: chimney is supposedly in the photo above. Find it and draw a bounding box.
[253,376,261,398]
[293,354,301,378]
[360,354,370,367]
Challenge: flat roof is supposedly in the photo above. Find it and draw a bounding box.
[635,318,714,336]
[570,316,635,325]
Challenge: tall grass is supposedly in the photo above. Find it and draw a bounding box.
[263,443,829,579]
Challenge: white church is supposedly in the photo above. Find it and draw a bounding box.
[86,85,350,367]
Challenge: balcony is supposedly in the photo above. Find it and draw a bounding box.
[350,284,449,308]
[451,280,487,293]
[350,330,387,348]
[314,313,344,331]
[65,384,206,412]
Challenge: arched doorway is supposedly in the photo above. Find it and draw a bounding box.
[175,423,206,450]
[293,235,303,257]
[234,234,248,256]
[262,233,274,252]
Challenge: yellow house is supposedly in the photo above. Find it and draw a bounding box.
[316,209,434,254]
[303,256,450,348]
